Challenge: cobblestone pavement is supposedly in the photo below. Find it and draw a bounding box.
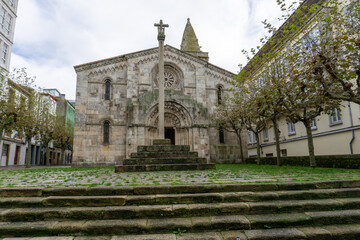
[0,164,359,188]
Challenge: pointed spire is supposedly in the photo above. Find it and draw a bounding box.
[180,18,209,61]
[181,18,201,52]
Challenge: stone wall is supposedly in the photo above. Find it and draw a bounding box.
[73,46,247,165]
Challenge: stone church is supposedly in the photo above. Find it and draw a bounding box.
[73,19,247,166]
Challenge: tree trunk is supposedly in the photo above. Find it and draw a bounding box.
[304,121,316,167]
[25,138,32,168]
[236,131,245,163]
[272,118,282,166]
[46,145,50,166]
[255,132,261,165]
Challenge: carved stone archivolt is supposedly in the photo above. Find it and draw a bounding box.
[146,101,191,128]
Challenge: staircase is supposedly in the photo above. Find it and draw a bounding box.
[1,180,360,239]
[115,139,216,172]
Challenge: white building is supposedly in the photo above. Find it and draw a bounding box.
[0,0,17,71]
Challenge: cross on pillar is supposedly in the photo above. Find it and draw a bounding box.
[154,19,169,41]
[154,20,169,140]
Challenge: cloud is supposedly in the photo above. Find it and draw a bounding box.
[11,0,288,99]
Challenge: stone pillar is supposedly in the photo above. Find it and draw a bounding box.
[158,39,165,139]
[154,19,168,140]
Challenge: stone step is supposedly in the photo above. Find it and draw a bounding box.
[1,210,360,237]
[3,224,360,240]
[137,145,190,152]
[2,198,360,222]
[123,157,207,165]
[115,163,216,172]
[130,151,199,158]
[152,139,171,145]
[1,180,360,197]
[1,189,360,208]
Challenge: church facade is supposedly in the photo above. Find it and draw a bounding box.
[72,19,247,166]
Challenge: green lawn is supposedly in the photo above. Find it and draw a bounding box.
[0,164,359,188]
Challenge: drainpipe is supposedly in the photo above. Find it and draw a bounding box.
[348,101,355,155]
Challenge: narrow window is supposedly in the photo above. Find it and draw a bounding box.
[287,122,296,135]
[219,127,225,144]
[103,121,110,144]
[217,86,222,105]
[263,127,269,141]
[247,131,252,144]
[329,108,342,126]
[0,8,5,29]
[5,14,11,34]
[310,118,317,130]
[105,80,110,100]
[2,43,7,64]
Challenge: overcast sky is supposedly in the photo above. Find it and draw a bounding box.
[11,0,289,100]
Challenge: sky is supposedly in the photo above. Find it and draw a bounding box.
[10,0,288,100]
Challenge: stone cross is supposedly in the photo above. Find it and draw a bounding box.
[154,19,168,139]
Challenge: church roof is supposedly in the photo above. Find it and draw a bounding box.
[181,18,201,52]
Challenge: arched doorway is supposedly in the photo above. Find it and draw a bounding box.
[145,101,192,145]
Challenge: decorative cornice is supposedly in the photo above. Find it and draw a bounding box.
[205,69,234,83]
[75,57,127,72]
[74,45,236,79]
[87,63,127,77]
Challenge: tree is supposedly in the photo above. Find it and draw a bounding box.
[37,95,56,166]
[53,120,73,165]
[258,64,287,166]
[214,95,246,163]
[0,73,16,136]
[10,68,40,168]
[236,0,346,167]
[308,0,360,104]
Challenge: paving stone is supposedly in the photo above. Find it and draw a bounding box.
[246,213,311,229]
[0,188,42,197]
[75,237,111,240]
[0,221,57,236]
[334,197,360,209]
[3,238,74,240]
[43,196,126,207]
[221,230,248,240]
[188,203,219,216]
[244,228,307,240]
[297,226,331,240]
[218,202,249,214]
[52,221,86,234]
[111,234,176,240]
[305,209,360,225]
[322,224,360,240]
[248,199,343,214]
[146,217,192,233]
[176,232,223,240]
[190,216,212,230]
[0,197,43,208]
[210,215,250,230]
[83,219,147,235]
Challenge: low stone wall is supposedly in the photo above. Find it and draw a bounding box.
[245,154,360,169]
[211,145,243,164]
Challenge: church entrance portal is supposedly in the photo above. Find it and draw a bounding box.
[165,128,175,145]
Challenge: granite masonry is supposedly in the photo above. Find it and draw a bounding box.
[72,19,247,166]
